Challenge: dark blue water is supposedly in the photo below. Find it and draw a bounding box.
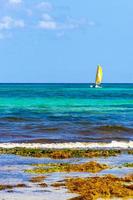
[0,83,132,143]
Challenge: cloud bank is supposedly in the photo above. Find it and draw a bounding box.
[0,16,25,30]
[0,1,95,39]
[8,0,22,5]
[38,14,94,31]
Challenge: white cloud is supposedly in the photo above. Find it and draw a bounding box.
[38,14,57,30]
[0,16,25,40]
[0,1,95,39]
[38,14,95,31]
[8,0,22,4]
[39,21,57,30]
[37,2,53,11]
[42,14,53,21]
[0,16,25,30]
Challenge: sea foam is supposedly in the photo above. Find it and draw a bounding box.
[0,141,132,149]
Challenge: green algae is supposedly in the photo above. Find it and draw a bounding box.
[123,163,133,167]
[0,185,13,191]
[128,150,133,155]
[0,147,121,158]
[25,161,109,174]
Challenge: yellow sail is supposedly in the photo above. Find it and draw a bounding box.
[95,65,103,85]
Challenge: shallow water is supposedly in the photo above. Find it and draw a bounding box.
[0,83,132,144]
[0,153,133,199]
[0,153,132,184]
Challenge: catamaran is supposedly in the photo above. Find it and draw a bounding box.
[90,65,103,88]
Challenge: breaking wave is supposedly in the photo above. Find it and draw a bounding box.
[0,140,132,149]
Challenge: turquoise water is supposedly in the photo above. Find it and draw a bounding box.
[0,83,132,143]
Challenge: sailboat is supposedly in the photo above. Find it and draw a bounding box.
[90,65,103,88]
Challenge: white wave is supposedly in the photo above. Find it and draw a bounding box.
[0,141,133,149]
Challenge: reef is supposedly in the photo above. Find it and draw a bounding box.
[123,163,133,167]
[38,183,48,188]
[66,174,133,200]
[25,161,109,174]
[128,150,133,155]
[0,183,27,191]
[0,147,121,158]
[29,176,46,183]
[51,182,66,188]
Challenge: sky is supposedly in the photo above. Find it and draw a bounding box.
[0,0,133,83]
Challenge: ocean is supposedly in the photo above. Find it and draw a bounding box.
[0,83,133,199]
[0,83,132,148]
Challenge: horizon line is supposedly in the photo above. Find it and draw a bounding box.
[0,82,132,84]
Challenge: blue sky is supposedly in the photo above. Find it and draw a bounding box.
[0,0,133,83]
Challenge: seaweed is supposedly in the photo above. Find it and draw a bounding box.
[123,163,133,167]
[0,183,27,191]
[29,176,46,183]
[128,150,133,155]
[51,182,66,187]
[38,183,48,188]
[25,161,109,174]
[0,147,121,158]
[66,174,133,200]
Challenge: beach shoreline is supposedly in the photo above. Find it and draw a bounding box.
[0,140,132,149]
[0,147,133,200]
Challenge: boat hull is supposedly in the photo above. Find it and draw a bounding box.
[90,84,102,88]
